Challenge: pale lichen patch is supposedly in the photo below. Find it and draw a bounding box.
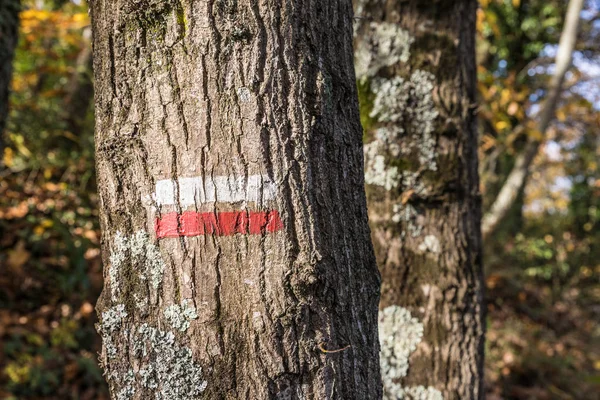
[102,321,208,400]
[364,128,404,190]
[99,304,127,360]
[115,370,136,400]
[130,230,165,289]
[418,235,441,254]
[109,230,166,301]
[164,299,198,332]
[392,203,424,238]
[370,71,438,171]
[355,22,414,78]
[139,365,158,389]
[379,305,443,400]
[370,77,410,124]
[135,323,208,399]
[403,386,444,400]
[409,70,438,171]
[364,142,400,190]
[101,304,128,333]
[237,86,251,102]
[134,292,148,311]
[379,306,424,381]
[109,232,128,300]
[364,70,439,194]
[402,172,428,197]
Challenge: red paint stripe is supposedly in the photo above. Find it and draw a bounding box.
[155,210,284,238]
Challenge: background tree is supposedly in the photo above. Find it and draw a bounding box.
[354,1,484,398]
[0,0,20,156]
[91,0,381,398]
[478,1,600,397]
[0,1,105,398]
[481,0,584,238]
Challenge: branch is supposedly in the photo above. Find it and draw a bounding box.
[481,0,584,240]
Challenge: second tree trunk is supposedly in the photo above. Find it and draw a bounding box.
[354,1,485,398]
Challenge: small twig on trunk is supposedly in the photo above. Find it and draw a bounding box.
[318,343,351,353]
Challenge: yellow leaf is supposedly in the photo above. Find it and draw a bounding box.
[5,361,31,385]
[512,0,520,7]
[495,121,509,131]
[529,129,544,141]
[9,133,31,158]
[3,148,14,168]
[500,89,511,106]
[556,108,567,122]
[72,13,90,24]
[20,9,52,21]
[555,198,569,211]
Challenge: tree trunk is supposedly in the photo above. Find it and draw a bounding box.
[91,1,381,399]
[354,1,484,398]
[0,0,20,158]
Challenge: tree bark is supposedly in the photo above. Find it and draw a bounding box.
[481,0,584,239]
[0,0,20,159]
[91,1,381,399]
[354,1,484,398]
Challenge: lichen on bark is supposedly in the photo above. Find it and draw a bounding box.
[99,319,208,400]
[364,70,439,189]
[108,230,166,303]
[379,306,443,400]
[164,299,198,332]
[355,22,414,78]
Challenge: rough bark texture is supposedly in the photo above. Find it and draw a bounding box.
[354,1,484,398]
[0,0,20,157]
[91,1,381,399]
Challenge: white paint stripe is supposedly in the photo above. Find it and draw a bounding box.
[153,174,277,206]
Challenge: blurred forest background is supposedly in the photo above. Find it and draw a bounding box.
[0,0,598,399]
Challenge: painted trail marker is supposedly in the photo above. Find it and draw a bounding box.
[152,174,282,238]
[155,210,283,238]
[153,175,277,206]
